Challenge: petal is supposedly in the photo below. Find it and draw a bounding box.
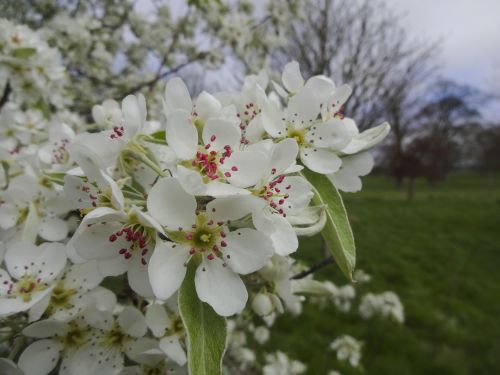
[0,204,18,230]
[97,256,129,276]
[127,254,154,297]
[175,165,209,196]
[145,303,169,337]
[23,320,67,338]
[282,61,304,93]
[327,170,362,193]
[148,241,189,301]
[305,118,356,150]
[224,228,274,274]
[341,121,390,154]
[206,195,264,222]
[260,102,286,138]
[5,242,39,279]
[269,138,299,176]
[159,336,187,366]
[63,175,99,210]
[328,84,352,112]
[195,258,248,316]
[204,181,251,197]
[273,176,313,214]
[343,152,375,176]
[287,89,321,124]
[73,222,126,260]
[164,77,193,115]
[0,358,23,375]
[300,147,341,174]
[38,216,68,242]
[304,75,335,98]
[195,91,222,120]
[18,339,61,375]
[166,110,198,160]
[28,294,51,322]
[245,113,266,143]
[122,94,146,137]
[147,177,197,230]
[130,206,165,235]
[78,207,126,227]
[222,150,269,188]
[118,306,147,337]
[32,242,67,283]
[202,118,240,150]
[252,211,298,256]
[64,262,103,291]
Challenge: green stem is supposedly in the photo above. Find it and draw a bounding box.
[8,336,25,360]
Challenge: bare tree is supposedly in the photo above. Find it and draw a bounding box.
[273,0,437,131]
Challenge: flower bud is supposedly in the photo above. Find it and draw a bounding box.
[251,292,273,316]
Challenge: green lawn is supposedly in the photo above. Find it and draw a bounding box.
[264,172,500,375]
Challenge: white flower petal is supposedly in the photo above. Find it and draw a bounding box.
[222,150,269,188]
[166,110,198,160]
[327,170,362,193]
[127,254,154,297]
[148,241,189,301]
[195,258,248,316]
[206,195,264,222]
[270,138,299,176]
[341,121,390,154]
[252,211,298,256]
[159,336,187,366]
[64,262,104,291]
[18,339,61,375]
[145,304,169,337]
[0,204,18,230]
[195,91,222,120]
[118,306,147,337]
[23,320,67,338]
[32,242,67,283]
[225,228,274,274]
[38,216,68,242]
[73,222,126,260]
[164,78,193,115]
[122,94,146,138]
[147,177,197,230]
[5,242,39,279]
[300,147,342,174]
[282,61,304,93]
[202,118,240,150]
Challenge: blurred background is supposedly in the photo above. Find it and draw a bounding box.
[1,0,499,373]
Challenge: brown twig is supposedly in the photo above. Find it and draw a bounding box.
[290,255,334,280]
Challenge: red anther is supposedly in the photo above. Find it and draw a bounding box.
[109,234,117,242]
[220,231,226,238]
[217,221,224,226]
[279,199,285,205]
[271,168,276,174]
[275,188,281,193]
[124,252,132,259]
[220,241,227,247]
[210,135,216,142]
[204,144,211,150]
[212,245,219,251]
[286,185,292,189]
[219,158,225,164]
[191,160,197,167]
[224,172,231,178]
[208,220,214,225]
[210,150,217,156]
[141,248,148,256]
[119,248,127,254]
[207,254,215,260]
[278,209,284,214]
[141,258,147,265]
[284,194,289,198]
[231,166,238,171]
[186,234,193,240]
[189,248,196,255]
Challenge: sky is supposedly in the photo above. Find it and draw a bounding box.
[384,0,500,119]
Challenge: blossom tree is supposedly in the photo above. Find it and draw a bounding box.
[0,2,403,374]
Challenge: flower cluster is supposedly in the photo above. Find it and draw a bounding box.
[0,56,391,374]
[359,291,405,323]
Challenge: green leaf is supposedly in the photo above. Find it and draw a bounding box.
[301,169,355,280]
[11,47,36,59]
[179,261,227,375]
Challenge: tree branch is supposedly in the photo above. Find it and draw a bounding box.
[0,83,11,110]
[290,255,334,280]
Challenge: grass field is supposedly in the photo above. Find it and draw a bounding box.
[264,172,500,375]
